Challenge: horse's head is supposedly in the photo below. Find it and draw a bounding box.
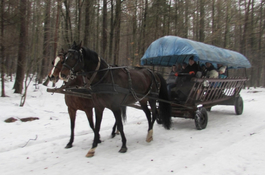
[59,41,85,82]
[60,41,101,82]
[48,49,66,83]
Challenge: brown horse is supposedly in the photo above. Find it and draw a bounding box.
[48,49,125,151]
[59,42,171,156]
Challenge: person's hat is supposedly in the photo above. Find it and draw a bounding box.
[219,66,226,73]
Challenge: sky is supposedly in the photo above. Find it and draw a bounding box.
[0,79,265,175]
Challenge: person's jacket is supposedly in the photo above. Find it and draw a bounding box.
[181,62,199,74]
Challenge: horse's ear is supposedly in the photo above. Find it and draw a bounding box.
[61,48,64,53]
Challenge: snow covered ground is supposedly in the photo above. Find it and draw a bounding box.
[0,79,265,175]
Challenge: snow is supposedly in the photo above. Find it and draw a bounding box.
[1,79,265,175]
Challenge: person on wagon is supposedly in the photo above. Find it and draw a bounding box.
[181,56,198,74]
[175,56,198,77]
[167,65,178,98]
[205,62,218,78]
[219,66,227,78]
[217,64,228,77]
[173,56,199,84]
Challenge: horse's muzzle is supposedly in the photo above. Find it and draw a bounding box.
[59,72,69,82]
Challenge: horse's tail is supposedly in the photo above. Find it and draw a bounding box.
[157,73,172,129]
[120,106,127,123]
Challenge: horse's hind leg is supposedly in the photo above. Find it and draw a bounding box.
[111,123,118,138]
[149,99,158,125]
[113,109,127,153]
[139,100,153,142]
[86,107,103,157]
[65,107,77,148]
[111,106,126,138]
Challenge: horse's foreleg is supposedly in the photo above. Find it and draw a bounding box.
[113,109,127,153]
[65,107,77,148]
[86,107,103,157]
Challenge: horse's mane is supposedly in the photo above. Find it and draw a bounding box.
[81,46,99,63]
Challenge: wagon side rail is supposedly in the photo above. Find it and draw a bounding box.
[186,77,248,107]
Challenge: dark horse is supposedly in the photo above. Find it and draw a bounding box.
[48,49,126,153]
[59,42,171,156]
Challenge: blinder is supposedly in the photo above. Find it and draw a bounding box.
[63,48,84,79]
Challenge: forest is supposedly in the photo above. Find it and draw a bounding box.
[0,0,264,97]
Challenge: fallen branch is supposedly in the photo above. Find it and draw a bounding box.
[21,135,38,148]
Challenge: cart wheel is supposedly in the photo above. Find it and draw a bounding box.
[235,96,243,115]
[195,107,208,130]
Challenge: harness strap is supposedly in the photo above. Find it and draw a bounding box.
[83,56,101,88]
[146,68,160,94]
[126,68,154,101]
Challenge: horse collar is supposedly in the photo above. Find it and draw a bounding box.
[83,56,101,88]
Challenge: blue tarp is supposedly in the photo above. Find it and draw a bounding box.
[141,36,251,69]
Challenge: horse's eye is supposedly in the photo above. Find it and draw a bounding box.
[52,61,54,65]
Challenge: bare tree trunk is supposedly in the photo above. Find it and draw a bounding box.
[132,0,137,65]
[13,0,28,93]
[108,0,114,63]
[250,0,257,87]
[1,0,5,97]
[223,0,231,48]
[199,0,205,42]
[258,0,265,87]
[83,0,91,47]
[183,0,189,38]
[211,0,215,44]
[241,0,251,54]
[39,0,51,83]
[113,0,121,65]
[174,0,179,36]
[54,0,61,58]
[102,0,107,59]
[63,0,72,44]
[140,0,148,64]
[77,0,83,42]
[95,0,100,53]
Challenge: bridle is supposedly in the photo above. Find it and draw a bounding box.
[63,48,102,87]
[63,49,84,80]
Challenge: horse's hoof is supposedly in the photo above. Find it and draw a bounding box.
[65,144,73,149]
[146,129,153,142]
[86,152,95,157]
[119,147,127,153]
[111,131,120,138]
[146,136,153,142]
[86,148,96,157]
